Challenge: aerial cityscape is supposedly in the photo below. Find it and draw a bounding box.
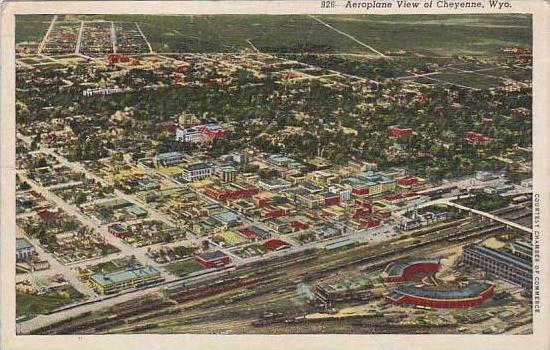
[14,14,533,335]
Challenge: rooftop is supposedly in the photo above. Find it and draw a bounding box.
[507,240,532,258]
[324,273,378,292]
[214,211,239,223]
[197,250,228,261]
[263,238,291,250]
[258,178,290,186]
[16,238,33,250]
[393,282,494,300]
[186,162,211,171]
[154,151,185,160]
[204,124,223,131]
[464,244,532,272]
[385,258,441,278]
[90,265,160,287]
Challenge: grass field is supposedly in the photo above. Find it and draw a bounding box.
[474,67,532,82]
[165,259,204,276]
[15,14,52,43]
[16,14,532,56]
[101,15,367,53]
[16,286,85,319]
[318,14,532,56]
[423,72,505,89]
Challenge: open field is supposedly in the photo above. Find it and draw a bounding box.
[317,14,532,56]
[165,260,204,277]
[16,286,85,319]
[15,15,52,43]
[419,71,505,89]
[16,14,531,56]
[103,15,367,53]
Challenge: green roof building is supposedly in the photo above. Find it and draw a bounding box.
[90,265,163,294]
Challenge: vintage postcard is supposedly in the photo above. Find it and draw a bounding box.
[1,1,549,349]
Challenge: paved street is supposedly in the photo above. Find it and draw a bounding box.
[16,227,96,298]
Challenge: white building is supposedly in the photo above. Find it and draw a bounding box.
[154,152,186,166]
[257,178,292,191]
[328,185,351,202]
[176,128,204,143]
[475,171,496,182]
[183,163,213,182]
[16,238,34,261]
[521,178,532,189]
[83,87,123,97]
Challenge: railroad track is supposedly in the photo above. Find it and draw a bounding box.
[32,216,517,335]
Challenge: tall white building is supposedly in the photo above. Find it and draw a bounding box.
[182,163,213,182]
[176,128,203,143]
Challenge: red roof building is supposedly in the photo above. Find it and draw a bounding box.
[204,183,259,201]
[290,220,308,231]
[389,126,414,139]
[263,239,291,251]
[256,198,271,207]
[262,207,291,219]
[397,176,427,190]
[359,218,381,229]
[351,187,369,196]
[106,54,129,65]
[239,228,261,241]
[108,224,128,238]
[30,190,43,199]
[465,132,490,145]
[41,132,57,145]
[384,258,441,283]
[502,47,531,55]
[238,226,270,241]
[323,193,340,206]
[386,282,495,309]
[415,92,427,102]
[195,251,231,269]
[195,124,227,140]
[163,123,178,135]
[37,209,58,222]
[353,207,372,218]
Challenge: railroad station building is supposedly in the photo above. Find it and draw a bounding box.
[90,266,164,294]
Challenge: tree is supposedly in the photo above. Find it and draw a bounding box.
[74,192,88,206]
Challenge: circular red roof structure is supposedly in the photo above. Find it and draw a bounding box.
[386,282,495,309]
[384,258,441,282]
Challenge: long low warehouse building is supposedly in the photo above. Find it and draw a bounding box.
[463,244,532,293]
[90,266,164,294]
